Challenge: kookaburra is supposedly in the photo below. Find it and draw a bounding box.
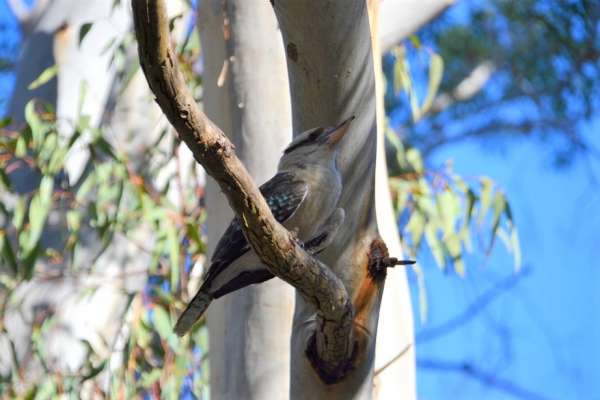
[174,116,354,336]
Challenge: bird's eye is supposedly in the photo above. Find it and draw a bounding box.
[283,128,325,154]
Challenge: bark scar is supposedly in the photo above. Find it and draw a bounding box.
[368,239,415,283]
[286,43,298,62]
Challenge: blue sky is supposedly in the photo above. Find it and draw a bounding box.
[396,2,600,399]
[412,124,600,399]
[1,0,598,399]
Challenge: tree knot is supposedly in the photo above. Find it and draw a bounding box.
[368,239,415,282]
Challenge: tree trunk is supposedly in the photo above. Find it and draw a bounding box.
[273,2,382,398]
[198,1,294,398]
[368,1,416,398]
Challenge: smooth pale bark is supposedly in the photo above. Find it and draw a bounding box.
[198,1,294,399]
[379,0,457,53]
[273,2,381,398]
[368,1,416,399]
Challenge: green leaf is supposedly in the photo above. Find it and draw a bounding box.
[79,23,93,47]
[462,189,476,233]
[446,235,465,276]
[418,53,444,121]
[152,306,172,339]
[405,147,424,173]
[438,188,459,238]
[167,224,180,289]
[0,116,13,128]
[152,306,179,351]
[28,65,59,90]
[385,126,407,171]
[151,286,177,305]
[424,223,445,268]
[24,100,44,151]
[392,46,407,95]
[393,182,410,218]
[0,231,18,274]
[77,80,88,119]
[100,37,116,56]
[20,242,41,280]
[66,209,83,232]
[185,221,205,255]
[39,175,54,209]
[15,135,27,158]
[13,198,26,231]
[487,191,506,253]
[139,369,162,388]
[405,209,425,251]
[415,178,437,220]
[409,35,421,49]
[477,177,494,227]
[76,172,97,202]
[404,60,420,121]
[24,176,53,254]
[33,378,58,400]
[191,322,209,349]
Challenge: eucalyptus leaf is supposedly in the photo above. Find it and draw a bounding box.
[28,65,59,90]
[418,53,444,121]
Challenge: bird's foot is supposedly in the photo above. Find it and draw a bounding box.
[289,227,304,248]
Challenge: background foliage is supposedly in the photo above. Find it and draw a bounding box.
[4,0,597,397]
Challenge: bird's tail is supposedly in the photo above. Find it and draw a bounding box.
[173,289,212,337]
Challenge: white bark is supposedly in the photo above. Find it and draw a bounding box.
[273,2,380,398]
[379,0,457,53]
[198,1,294,398]
[368,2,416,398]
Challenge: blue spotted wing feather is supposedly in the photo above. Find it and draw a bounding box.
[203,173,308,287]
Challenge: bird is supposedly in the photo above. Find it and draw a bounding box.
[173,116,355,336]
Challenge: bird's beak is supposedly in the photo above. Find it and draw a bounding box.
[323,116,355,146]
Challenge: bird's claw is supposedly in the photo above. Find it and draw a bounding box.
[289,227,304,247]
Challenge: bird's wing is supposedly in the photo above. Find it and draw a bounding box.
[202,173,308,286]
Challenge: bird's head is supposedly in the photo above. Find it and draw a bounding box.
[278,116,355,170]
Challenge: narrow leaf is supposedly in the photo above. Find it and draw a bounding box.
[409,35,421,50]
[418,53,444,119]
[152,306,179,351]
[24,100,44,150]
[504,202,521,272]
[487,191,506,253]
[28,65,59,90]
[405,147,424,173]
[424,224,445,268]
[405,209,425,251]
[462,189,476,232]
[167,224,180,289]
[79,23,93,47]
[477,177,494,227]
[0,231,18,274]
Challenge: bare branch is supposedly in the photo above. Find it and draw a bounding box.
[417,358,552,400]
[131,0,355,377]
[417,266,532,343]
